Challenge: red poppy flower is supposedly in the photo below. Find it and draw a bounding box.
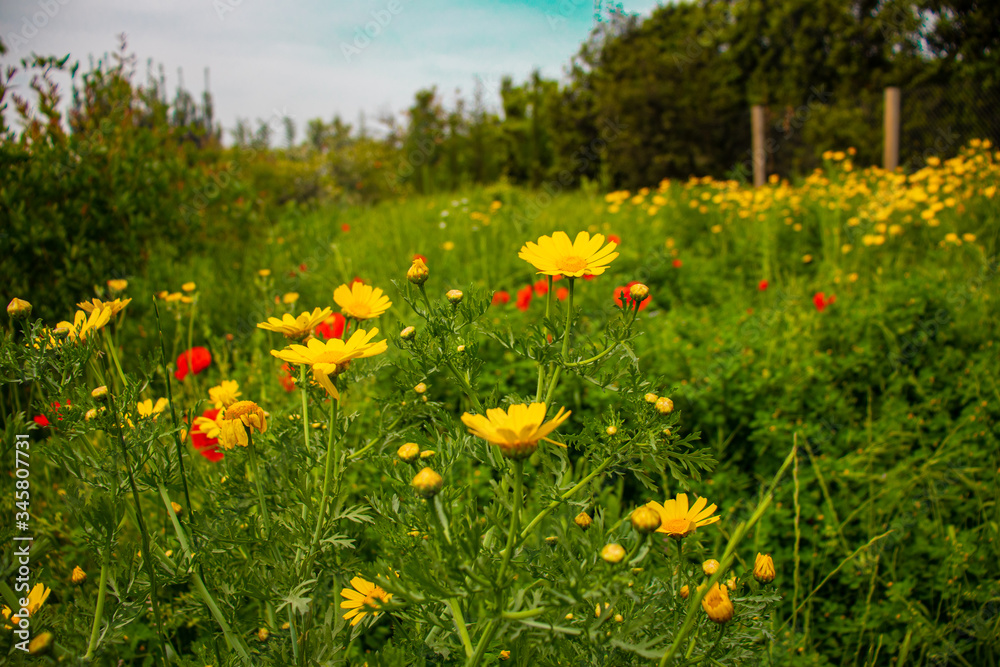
[190,408,224,462]
[672,259,683,268]
[175,347,212,381]
[492,290,511,305]
[33,414,50,428]
[351,276,365,286]
[582,274,596,281]
[608,234,621,244]
[413,254,427,263]
[813,292,836,312]
[288,270,298,278]
[516,285,533,311]
[341,224,351,232]
[613,281,651,311]
[758,280,769,291]
[315,313,347,340]
[534,279,549,296]
[279,363,296,393]
[553,274,564,282]
[556,287,569,301]
[299,263,308,272]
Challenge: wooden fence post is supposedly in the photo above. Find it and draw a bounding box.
[751,105,766,187]
[884,87,901,172]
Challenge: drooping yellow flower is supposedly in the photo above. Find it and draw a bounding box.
[461,403,571,460]
[209,380,243,408]
[257,307,333,340]
[77,297,131,316]
[334,282,392,320]
[57,307,114,342]
[518,231,619,277]
[136,398,169,418]
[340,576,392,627]
[217,400,268,449]
[646,493,720,538]
[271,328,388,399]
[701,582,734,623]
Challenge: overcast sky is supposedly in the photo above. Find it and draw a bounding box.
[1,0,663,141]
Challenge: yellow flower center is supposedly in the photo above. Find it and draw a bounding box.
[346,303,371,319]
[557,255,587,273]
[661,518,696,536]
[225,401,262,419]
[362,587,388,610]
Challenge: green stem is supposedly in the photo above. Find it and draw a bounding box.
[192,570,253,664]
[496,460,524,584]
[246,429,272,537]
[288,606,301,666]
[447,598,474,659]
[305,396,340,573]
[445,357,484,414]
[83,529,113,660]
[520,453,617,540]
[152,299,194,542]
[502,607,547,620]
[348,414,403,460]
[102,329,127,390]
[157,484,191,556]
[559,279,575,361]
[466,619,500,667]
[298,364,310,450]
[106,386,169,666]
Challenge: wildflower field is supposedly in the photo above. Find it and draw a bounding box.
[2,127,999,667]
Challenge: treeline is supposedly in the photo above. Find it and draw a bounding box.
[263,0,998,193]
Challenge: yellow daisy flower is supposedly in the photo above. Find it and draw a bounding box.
[270,328,388,399]
[257,307,333,340]
[340,576,392,627]
[646,493,720,538]
[57,307,114,342]
[106,279,128,293]
[217,400,268,450]
[209,380,242,408]
[136,398,169,418]
[2,583,51,624]
[334,282,392,320]
[77,297,132,316]
[461,403,571,460]
[518,231,619,277]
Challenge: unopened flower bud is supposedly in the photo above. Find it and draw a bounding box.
[72,566,87,584]
[544,536,558,546]
[753,553,775,583]
[412,467,444,498]
[7,297,32,319]
[629,283,649,301]
[419,449,436,459]
[400,326,416,340]
[606,425,617,435]
[397,442,420,463]
[258,628,270,642]
[630,506,662,533]
[407,258,429,285]
[702,559,720,576]
[171,502,183,515]
[414,382,427,394]
[680,585,689,599]
[28,631,53,656]
[644,392,659,404]
[600,543,625,564]
[655,396,674,414]
[574,512,593,530]
[446,289,464,304]
[91,386,109,401]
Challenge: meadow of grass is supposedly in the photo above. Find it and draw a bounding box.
[2,142,999,666]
